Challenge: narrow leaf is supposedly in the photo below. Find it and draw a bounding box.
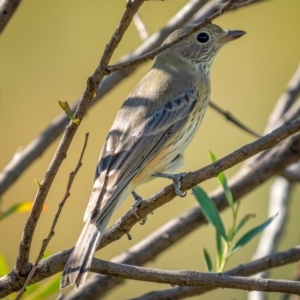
[0,202,48,221]
[58,100,80,125]
[236,214,256,233]
[209,151,233,208]
[216,230,223,270]
[227,227,234,242]
[203,248,213,273]
[231,213,278,254]
[193,186,227,241]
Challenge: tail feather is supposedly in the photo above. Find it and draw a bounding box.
[60,217,109,289]
[61,187,131,290]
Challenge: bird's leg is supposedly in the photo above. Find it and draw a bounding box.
[131,191,147,225]
[153,172,187,197]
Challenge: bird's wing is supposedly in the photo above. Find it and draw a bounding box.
[84,88,198,223]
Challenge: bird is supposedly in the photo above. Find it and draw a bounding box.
[61,23,245,289]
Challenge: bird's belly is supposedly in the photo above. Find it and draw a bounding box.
[132,96,209,187]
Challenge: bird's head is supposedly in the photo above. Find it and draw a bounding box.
[162,23,246,66]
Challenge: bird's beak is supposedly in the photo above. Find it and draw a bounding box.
[219,29,246,44]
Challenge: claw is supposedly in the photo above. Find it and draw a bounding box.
[131,191,147,225]
[153,172,187,198]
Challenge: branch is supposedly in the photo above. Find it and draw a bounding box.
[129,246,300,300]
[0,0,22,34]
[13,0,146,277]
[85,260,300,295]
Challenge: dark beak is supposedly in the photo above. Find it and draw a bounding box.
[219,29,246,44]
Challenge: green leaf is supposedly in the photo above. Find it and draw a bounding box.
[227,227,234,242]
[58,100,80,125]
[0,253,9,276]
[0,202,48,221]
[236,214,256,233]
[203,248,213,273]
[216,230,223,270]
[231,213,278,254]
[193,186,227,241]
[209,151,233,208]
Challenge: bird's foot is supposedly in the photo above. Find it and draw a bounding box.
[153,172,187,197]
[131,191,147,225]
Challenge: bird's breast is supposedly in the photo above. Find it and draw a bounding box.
[132,89,210,187]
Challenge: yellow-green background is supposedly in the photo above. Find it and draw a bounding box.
[1,0,300,299]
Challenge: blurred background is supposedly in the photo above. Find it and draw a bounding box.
[0,0,300,299]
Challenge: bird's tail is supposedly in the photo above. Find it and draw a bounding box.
[60,215,109,290]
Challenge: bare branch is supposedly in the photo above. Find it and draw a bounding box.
[68,261,300,295]
[14,0,146,277]
[129,246,300,300]
[0,0,22,34]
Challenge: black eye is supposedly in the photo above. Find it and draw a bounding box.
[196,32,209,44]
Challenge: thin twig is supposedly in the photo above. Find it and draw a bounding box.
[209,100,262,138]
[15,133,89,300]
[13,0,145,277]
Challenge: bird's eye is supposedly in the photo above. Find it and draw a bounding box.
[196,32,210,44]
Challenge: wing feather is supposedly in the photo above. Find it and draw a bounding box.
[86,88,198,223]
